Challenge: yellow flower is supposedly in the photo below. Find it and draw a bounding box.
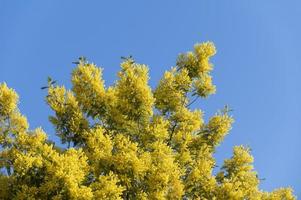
[0,42,296,199]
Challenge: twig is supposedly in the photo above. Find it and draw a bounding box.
[186,96,199,108]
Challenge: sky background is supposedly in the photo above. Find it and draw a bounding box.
[1,0,300,195]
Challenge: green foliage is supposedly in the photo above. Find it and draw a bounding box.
[0,42,296,199]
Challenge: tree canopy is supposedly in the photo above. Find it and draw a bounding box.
[0,42,296,199]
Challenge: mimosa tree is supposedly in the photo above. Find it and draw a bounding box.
[0,42,296,199]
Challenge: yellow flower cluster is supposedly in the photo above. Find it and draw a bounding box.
[154,68,191,113]
[47,86,88,146]
[0,83,29,148]
[116,60,154,122]
[0,83,18,116]
[205,113,234,146]
[72,63,106,118]
[216,146,258,199]
[0,42,296,199]
[177,42,216,97]
[91,172,125,200]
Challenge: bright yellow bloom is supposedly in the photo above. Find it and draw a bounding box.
[0,42,296,199]
[0,83,18,116]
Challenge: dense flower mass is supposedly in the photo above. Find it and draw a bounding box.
[0,42,296,199]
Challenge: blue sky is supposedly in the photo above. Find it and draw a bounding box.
[1,0,300,194]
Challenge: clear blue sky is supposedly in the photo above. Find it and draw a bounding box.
[1,0,300,195]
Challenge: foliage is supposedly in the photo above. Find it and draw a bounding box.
[0,42,296,199]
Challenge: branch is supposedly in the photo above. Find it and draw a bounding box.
[167,122,178,146]
[186,96,199,108]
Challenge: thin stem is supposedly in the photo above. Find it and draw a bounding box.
[167,122,178,146]
[186,96,199,108]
